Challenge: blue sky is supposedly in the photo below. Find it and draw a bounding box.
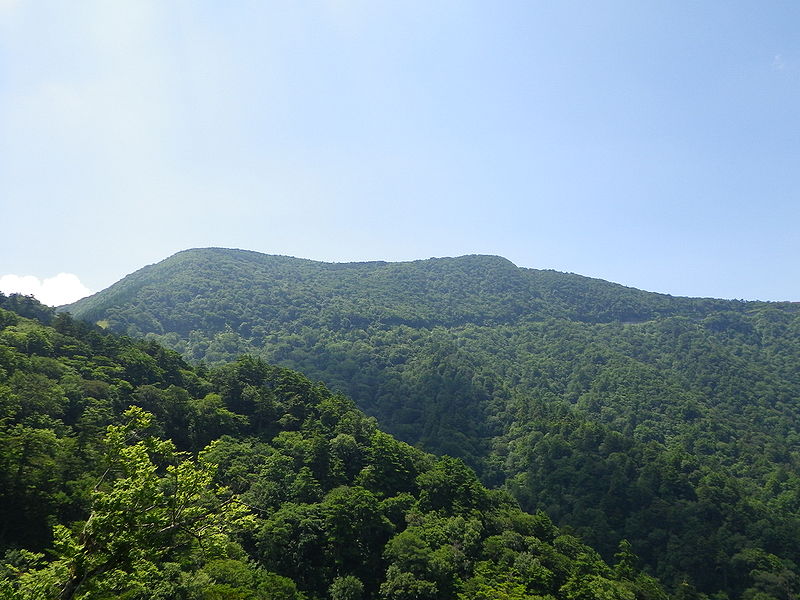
[1,1,798,304]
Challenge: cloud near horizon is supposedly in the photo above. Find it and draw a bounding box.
[0,273,92,306]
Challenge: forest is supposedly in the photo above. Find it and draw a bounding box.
[42,248,800,598]
[0,293,671,599]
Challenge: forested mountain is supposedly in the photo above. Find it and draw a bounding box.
[62,248,800,599]
[0,294,666,600]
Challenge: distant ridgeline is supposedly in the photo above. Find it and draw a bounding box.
[0,293,669,600]
[61,248,800,599]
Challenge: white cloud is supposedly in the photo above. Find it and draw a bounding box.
[773,54,786,71]
[0,273,92,306]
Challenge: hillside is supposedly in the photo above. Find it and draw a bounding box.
[62,248,800,598]
[66,248,747,334]
[0,293,667,600]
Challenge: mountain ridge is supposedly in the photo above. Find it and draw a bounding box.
[56,246,800,597]
[3,293,672,599]
[68,247,797,314]
[65,247,788,334]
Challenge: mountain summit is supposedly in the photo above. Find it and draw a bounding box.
[61,247,800,597]
[65,247,754,335]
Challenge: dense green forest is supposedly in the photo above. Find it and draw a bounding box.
[62,248,800,599]
[0,293,672,600]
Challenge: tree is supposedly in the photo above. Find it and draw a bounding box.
[322,485,391,577]
[8,406,253,600]
[416,456,487,513]
[379,565,438,600]
[613,540,638,580]
[330,575,364,600]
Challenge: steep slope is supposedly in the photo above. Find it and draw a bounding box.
[61,248,800,597]
[0,294,667,600]
[65,248,745,334]
[65,249,540,333]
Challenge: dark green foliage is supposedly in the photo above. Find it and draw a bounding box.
[58,250,800,598]
[0,293,56,324]
[54,251,800,598]
[0,298,660,599]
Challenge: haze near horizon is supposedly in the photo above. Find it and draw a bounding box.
[2,2,798,304]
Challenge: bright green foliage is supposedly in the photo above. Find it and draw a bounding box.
[199,559,305,600]
[330,575,365,600]
[458,562,554,600]
[379,565,438,600]
[5,406,254,599]
[55,250,800,597]
[0,295,667,600]
[417,456,488,513]
[613,540,638,581]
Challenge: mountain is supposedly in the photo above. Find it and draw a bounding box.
[63,248,800,598]
[65,248,746,334]
[0,294,666,600]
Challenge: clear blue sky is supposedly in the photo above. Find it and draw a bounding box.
[2,1,798,303]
